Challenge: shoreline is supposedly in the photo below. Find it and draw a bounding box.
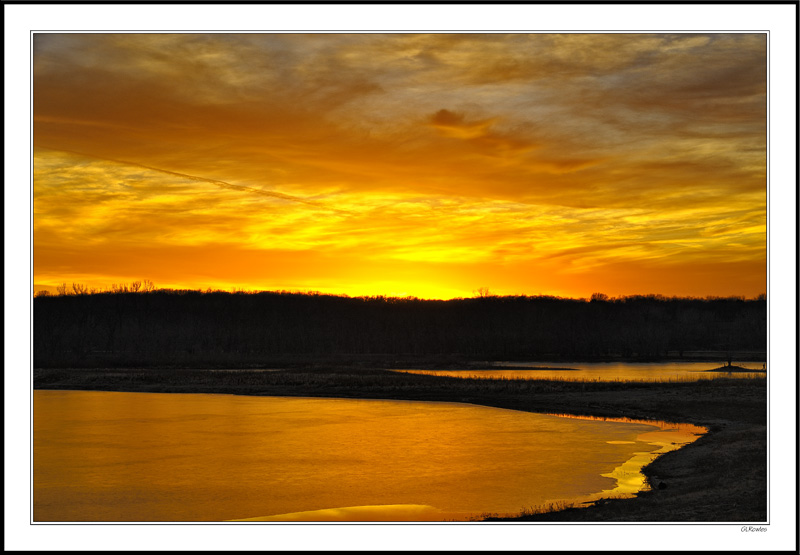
[32,366,766,522]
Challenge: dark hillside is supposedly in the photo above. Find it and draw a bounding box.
[33,291,766,368]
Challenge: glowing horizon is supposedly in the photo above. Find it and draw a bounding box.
[33,33,767,300]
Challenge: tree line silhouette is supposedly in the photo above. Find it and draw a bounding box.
[36,280,157,296]
[33,287,766,368]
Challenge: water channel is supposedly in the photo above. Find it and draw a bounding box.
[395,361,766,382]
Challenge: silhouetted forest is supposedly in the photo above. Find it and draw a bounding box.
[33,290,766,368]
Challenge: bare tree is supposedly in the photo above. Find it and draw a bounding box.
[72,282,89,295]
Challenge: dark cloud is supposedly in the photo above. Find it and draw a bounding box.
[431,109,465,127]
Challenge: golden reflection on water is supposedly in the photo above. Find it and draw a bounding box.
[546,413,706,503]
[34,391,704,522]
[231,504,455,522]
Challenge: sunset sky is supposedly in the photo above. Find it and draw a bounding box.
[33,33,767,299]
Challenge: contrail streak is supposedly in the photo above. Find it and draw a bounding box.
[36,146,352,214]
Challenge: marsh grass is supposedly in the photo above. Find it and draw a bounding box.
[32,365,764,395]
[394,369,766,384]
[472,500,604,521]
[516,500,581,516]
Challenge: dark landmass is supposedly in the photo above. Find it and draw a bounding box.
[33,366,767,522]
[34,290,766,368]
[705,365,767,373]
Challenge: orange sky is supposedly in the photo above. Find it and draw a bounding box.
[33,33,767,299]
